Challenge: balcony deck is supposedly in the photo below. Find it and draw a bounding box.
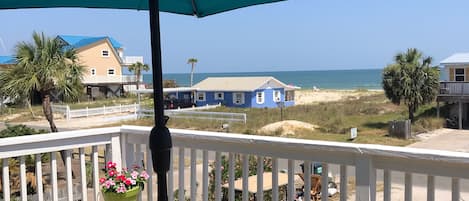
[82,75,142,85]
[438,81,469,102]
[1,126,469,201]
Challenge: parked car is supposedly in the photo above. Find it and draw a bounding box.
[163,99,194,109]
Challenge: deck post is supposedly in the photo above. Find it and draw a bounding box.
[356,156,376,201]
[459,101,463,130]
[111,133,123,170]
[436,101,440,118]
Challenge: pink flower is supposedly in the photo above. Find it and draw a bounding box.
[131,171,139,179]
[108,170,116,177]
[140,171,150,180]
[104,179,115,189]
[100,162,147,193]
[107,161,116,169]
[116,174,126,182]
[116,184,127,193]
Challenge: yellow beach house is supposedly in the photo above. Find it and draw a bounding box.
[56,35,144,99]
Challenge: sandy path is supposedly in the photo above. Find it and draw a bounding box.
[17,113,135,131]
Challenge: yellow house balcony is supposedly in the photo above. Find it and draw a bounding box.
[82,75,143,85]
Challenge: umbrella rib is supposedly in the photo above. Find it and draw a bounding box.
[190,0,199,16]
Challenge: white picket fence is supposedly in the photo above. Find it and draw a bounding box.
[138,108,247,124]
[52,103,138,120]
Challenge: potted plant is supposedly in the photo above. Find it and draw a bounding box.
[100,161,150,201]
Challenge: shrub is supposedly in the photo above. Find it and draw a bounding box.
[0,124,46,138]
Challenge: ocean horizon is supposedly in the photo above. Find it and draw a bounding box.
[141,68,446,90]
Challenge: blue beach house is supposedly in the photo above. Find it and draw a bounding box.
[0,56,16,72]
[192,77,298,108]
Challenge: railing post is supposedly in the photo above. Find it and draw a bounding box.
[103,105,106,115]
[111,133,123,170]
[134,103,138,118]
[355,156,376,201]
[120,104,122,113]
[86,107,89,117]
[461,83,464,95]
[66,105,71,120]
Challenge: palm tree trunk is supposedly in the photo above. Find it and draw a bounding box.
[42,93,58,132]
[136,72,140,90]
[42,92,74,177]
[190,64,194,87]
[26,98,35,118]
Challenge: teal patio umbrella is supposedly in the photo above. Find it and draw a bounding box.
[0,0,285,200]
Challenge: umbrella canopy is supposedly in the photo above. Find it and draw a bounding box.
[0,0,285,200]
[0,0,284,17]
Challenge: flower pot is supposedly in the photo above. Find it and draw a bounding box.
[102,186,140,201]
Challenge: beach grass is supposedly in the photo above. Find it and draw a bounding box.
[116,93,444,146]
[1,91,444,147]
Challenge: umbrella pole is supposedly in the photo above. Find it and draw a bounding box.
[148,0,172,200]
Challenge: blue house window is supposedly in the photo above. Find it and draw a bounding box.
[273,90,281,102]
[256,92,264,104]
[286,91,295,101]
[197,92,206,101]
[233,92,244,105]
[214,92,224,100]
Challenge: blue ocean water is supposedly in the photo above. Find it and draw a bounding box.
[142,69,446,89]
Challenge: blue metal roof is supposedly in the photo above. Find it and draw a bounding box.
[0,56,15,64]
[57,35,123,50]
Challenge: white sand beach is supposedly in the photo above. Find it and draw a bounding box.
[295,89,383,105]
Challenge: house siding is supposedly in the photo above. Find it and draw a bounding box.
[448,68,454,81]
[196,88,295,108]
[193,77,296,108]
[446,66,469,81]
[78,41,122,78]
[196,91,252,107]
[250,88,286,108]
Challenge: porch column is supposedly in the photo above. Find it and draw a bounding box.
[356,156,376,201]
[436,101,440,118]
[459,101,463,130]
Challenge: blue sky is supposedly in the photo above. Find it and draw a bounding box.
[1,0,469,73]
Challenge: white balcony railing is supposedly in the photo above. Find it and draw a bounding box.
[1,126,469,201]
[122,56,144,66]
[82,75,142,84]
[439,81,469,95]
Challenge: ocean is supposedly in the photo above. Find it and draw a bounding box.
[142,69,446,90]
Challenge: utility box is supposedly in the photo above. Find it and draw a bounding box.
[389,120,411,139]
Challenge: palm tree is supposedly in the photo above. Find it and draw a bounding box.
[187,58,198,87]
[128,61,149,90]
[382,48,439,122]
[0,32,83,132]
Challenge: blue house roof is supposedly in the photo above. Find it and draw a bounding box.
[0,56,15,64]
[57,35,123,50]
